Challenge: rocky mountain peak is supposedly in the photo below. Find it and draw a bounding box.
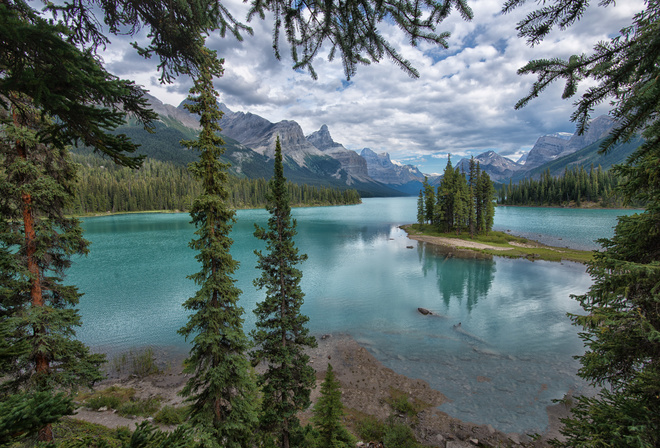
[456,151,521,182]
[360,148,424,185]
[525,115,617,169]
[307,124,343,151]
[143,94,201,130]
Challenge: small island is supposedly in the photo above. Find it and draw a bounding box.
[402,224,594,264]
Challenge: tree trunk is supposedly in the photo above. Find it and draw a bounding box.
[14,103,52,442]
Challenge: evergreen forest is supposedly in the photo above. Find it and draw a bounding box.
[67,152,361,215]
[498,165,636,207]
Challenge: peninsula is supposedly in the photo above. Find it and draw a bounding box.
[402,224,593,264]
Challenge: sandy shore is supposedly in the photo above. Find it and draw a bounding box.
[406,234,514,252]
[72,334,568,447]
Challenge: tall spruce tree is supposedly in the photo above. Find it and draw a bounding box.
[436,156,456,232]
[477,169,495,233]
[467,157,477,236]
[416,188,425,225]
[177,52,258,448]
[0,97,105,442]
[251,136,317,448]
[503,0,660,445]
[423,177,436,225]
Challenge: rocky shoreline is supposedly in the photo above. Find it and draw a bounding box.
[73,334,569,447]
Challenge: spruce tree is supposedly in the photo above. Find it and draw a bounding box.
[453,167,469,234]
[251,136,317,448]
[467,157,477,236]
[311,364,354,448]
[423,177,436,225]
[177,51,258,448]
[0,97,105,442]
[417,186,425,225]
[436,156,456,232]
[478,170,495,233]
[503,0,660,444]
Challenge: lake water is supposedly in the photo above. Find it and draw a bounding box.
[68,198,636,434]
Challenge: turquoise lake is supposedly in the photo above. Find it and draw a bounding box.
[68,198,637,434]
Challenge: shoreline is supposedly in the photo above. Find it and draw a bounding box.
[73,334,567,447]
[401,224,594,264]
[496,203,643,211]
[69,201,362,219]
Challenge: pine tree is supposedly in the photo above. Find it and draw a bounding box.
[177,52,258,448]
[467,157,477,236]
[311,364,354,448]
[252,136,317,448]
[423,177,436,225]
[0,97,105,442]
[436,156,456,232]
[417,187,425,225]
[478,170,495,233]
[453,167,469,234]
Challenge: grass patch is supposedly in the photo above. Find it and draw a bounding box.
[77,385,162,417]
[404,224,594,264]
[385,388,431,418]
[117,397,162,417]
[154,405,190,425]
[77,385,135,408]
[52,418,131,447]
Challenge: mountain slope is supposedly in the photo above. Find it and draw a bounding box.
[510,135,643,183]
[523,116,617,169]
[456,151,523,182]
[306,125,372,184]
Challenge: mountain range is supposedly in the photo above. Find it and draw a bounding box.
[454,115,641,184]
[105,94,641,196]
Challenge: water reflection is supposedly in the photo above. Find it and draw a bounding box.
[417,242,496,312]
[71,199,598,434]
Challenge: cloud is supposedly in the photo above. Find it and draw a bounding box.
[100,0,643,168]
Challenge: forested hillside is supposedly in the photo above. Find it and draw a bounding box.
[509,136,643,183]
[498,165,637,207]
[67,153,361,215]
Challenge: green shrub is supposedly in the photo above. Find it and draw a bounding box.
[388,395,417,417]
[117,397,161,417]
[85,394,122,411]
[154,405,189,425]
[356,415,385,441]
[79,386,135,411]
[355,415,421,448]
[383,422,420,448]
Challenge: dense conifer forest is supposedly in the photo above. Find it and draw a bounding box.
[497,165,634,207]
[66,153,361,215]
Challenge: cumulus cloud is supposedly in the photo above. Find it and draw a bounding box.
[100,0,644,174]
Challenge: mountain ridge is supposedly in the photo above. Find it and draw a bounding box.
[137,94,638,192]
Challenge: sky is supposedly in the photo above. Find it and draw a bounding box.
[99,0,642,175]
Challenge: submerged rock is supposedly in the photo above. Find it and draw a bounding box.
[418,307,432,315]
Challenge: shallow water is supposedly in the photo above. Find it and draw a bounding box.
[68,198,631,433]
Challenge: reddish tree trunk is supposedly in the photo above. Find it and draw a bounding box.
[14,104,52,441]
